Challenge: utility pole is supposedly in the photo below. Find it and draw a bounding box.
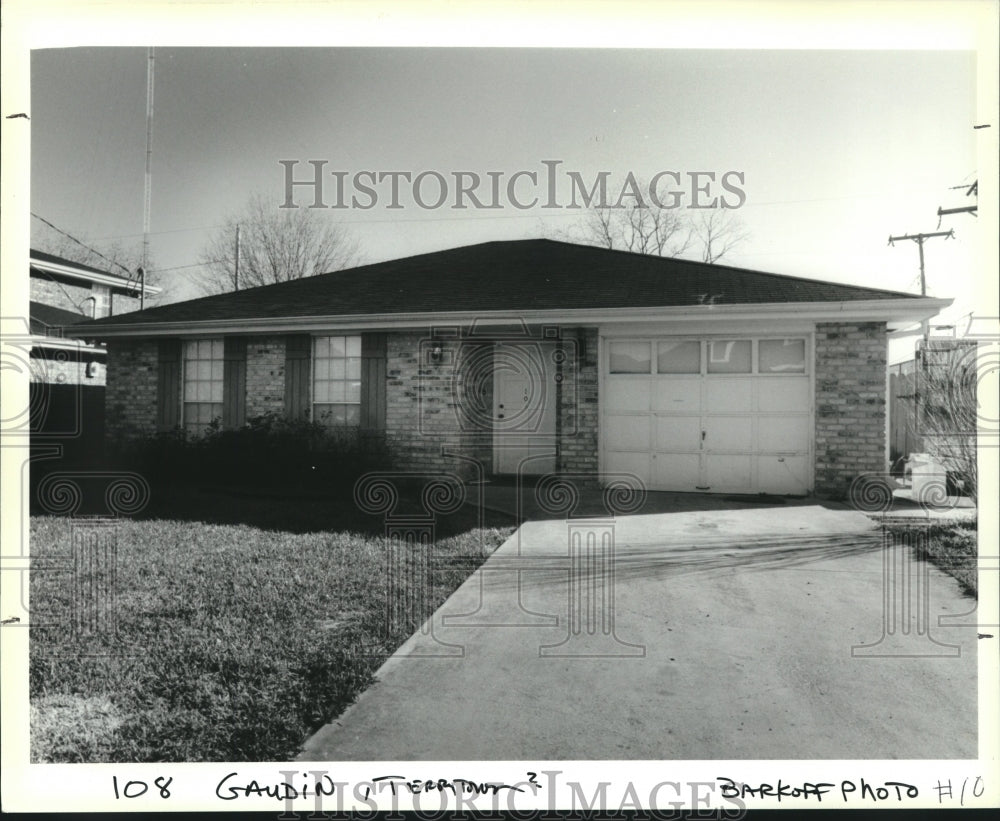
[937,180,978,224]
[888,229,954,341]
[888,230,954,297]
[234,224,241,292]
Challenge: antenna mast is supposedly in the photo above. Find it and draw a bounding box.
[141,46,155,310]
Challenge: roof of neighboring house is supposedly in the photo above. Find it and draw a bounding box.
[30,249,121,278]
[30,301,89,335]
[30,248,161,296]
[67,239,946,334]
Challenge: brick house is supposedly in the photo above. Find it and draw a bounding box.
[67,239,950,498]
[27,250,161,469]
[29,248,160,387]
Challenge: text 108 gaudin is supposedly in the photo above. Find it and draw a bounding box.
[280,160,747,211]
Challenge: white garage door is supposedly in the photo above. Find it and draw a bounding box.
[603,337,812,495]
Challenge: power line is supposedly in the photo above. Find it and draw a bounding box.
[31,212,134,277]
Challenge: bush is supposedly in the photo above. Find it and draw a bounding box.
[107,413,394,492]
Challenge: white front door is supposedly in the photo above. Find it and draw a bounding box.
[493,341,557,475]
[603,336,812,494]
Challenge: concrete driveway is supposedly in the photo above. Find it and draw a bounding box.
[299,502,979,760]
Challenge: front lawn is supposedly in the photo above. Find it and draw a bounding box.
[29,514,513,762]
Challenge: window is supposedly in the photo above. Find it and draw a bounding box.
[313,335,362,427]
[656,340,701,374]
[707,339,752,374]
[183,338,224,434]
[609,341,651,374]
[758,338,806,373]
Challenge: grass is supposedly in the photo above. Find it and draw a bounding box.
[29,510,514,763]
[885,518,978,598]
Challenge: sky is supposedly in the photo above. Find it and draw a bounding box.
[28,41,988,363]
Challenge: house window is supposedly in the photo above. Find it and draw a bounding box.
[707,339,752,374]
[183,338,224,434]
[656,340,701,374]
[313,335,362,427]
[609,341,651,374]
[758,338,806,373]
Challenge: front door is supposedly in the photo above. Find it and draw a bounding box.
[493,341,557,475]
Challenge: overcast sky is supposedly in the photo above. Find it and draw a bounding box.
[30,44,984,360]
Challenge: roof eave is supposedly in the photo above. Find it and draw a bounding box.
[30,257,163,296]
[64,297,953,339]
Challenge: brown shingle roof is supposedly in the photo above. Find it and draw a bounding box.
[75,238,929,329]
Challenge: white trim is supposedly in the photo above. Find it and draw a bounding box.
[29,335,106,354]
[31,255,162,296]
[65,298,953,339]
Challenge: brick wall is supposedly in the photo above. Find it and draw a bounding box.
[30,278,93,317]
[245,336,286,418]
[557,327,599,481]
[384,331,477,479]
[111,292,143,317]
[105,339,158,440]
[814,321,888,498]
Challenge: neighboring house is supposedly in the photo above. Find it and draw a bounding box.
[29,248,161,386]
[66,239,950,498]
[29,249,160,466]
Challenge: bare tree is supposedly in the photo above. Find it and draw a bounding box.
[560,179,748,263]
[691,208,751,264]
[196,193,361,295]
[582,202,694,258]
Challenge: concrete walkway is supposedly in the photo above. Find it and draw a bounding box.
[299,502,979,760]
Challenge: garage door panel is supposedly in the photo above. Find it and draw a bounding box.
[704,378,752,412]
[605,414,650,451]
[606,378,650,412]
[652,378,701,412]
[758,455,809,495]
[604,337,812,495]
[757,378,809,413]
[706,454,753,492]
[655,415,701,450]
[653,453,700,491]
[605,450,651,485]
[703,416,753,452]
[758,415,810,452]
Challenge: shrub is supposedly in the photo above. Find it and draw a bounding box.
[107,413,395,492]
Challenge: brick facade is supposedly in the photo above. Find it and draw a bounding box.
[105,339,158,440]
[100,322,890,497]
[556,327,599,480]
[813,321,888,498]
[384,331,477,478]
[245,336,287,418]
[30,278,94,317]
[31,275,141,320]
